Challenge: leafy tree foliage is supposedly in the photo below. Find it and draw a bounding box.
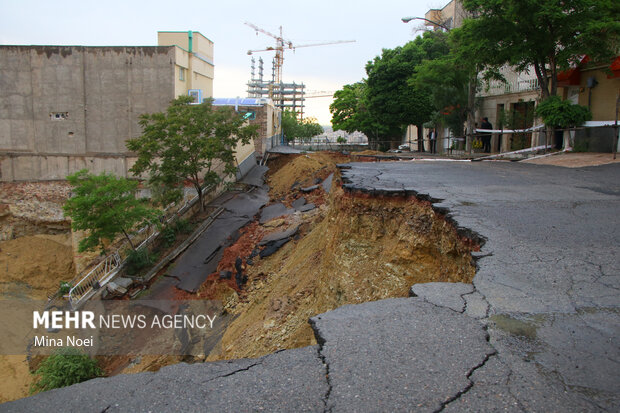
[127,96,257,210]
[332,31,453,150]
[410,31,470,137]
[461,0,620,98]
[281,110,324,141]
[535,96,592,128]
[330,82,386,148]
[63,169,160,253]
[31,348,102,393]
[365,33,443,149]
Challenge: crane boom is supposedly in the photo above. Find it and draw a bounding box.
[293,40,355,51]
[245,21,355,100]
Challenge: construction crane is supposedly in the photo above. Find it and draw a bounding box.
[245,21,355,90]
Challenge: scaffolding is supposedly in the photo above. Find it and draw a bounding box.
[247,57,306,119]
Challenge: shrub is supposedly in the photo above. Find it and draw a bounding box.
[58,281,72,295]
[535,96,592,128]
[174,218,192,234]
[161,225,176,247]
[125,248,156,275]
[31,347,102,393]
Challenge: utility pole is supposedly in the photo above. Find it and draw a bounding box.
[614,93,619,160]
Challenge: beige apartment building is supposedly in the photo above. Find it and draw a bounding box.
[409,0,619,153]
[158,31,214,102]
[0,31,215,181]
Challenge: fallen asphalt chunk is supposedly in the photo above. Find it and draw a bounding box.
[259,203,295,224]
[259,238,290,258]
[258,225,299,246]
[298,203,315,212]
[291,197,306,209]
[300,184,319,193]
[322,172,334,194]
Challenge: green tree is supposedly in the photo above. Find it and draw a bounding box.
[461,0,620,99]
[330,81,387,148]
[31,347,102,393]
[281,110,323,142]
[411,31,470,138]
[63,169,160,253]
[127,96,257,211]
[365,31,452,150]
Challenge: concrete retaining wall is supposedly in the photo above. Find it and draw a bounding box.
[0,46,176,181]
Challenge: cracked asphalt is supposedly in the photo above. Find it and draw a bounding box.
[3,160,619,412]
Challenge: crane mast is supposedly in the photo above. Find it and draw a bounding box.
[245,22,355,119]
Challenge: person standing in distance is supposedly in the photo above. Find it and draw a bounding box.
[480,117,493,153]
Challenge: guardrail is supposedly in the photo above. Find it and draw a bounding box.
[59,183,219,310]
[68,252,121,308]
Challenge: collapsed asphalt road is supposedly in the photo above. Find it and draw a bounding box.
[3,160,619,412]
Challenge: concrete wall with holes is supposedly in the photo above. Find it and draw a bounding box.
[0,45,176,181]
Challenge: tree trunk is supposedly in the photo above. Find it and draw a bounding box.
[466,76,476,154]
[417,124,424,152]
[121,228,135,251]
[196,185,204,212]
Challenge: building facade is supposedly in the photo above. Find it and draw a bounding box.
[0,31,216,181]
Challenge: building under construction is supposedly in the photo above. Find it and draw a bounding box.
[247,57,305,119]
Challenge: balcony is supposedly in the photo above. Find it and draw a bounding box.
[479,78,540,97]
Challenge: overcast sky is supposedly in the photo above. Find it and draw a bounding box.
[0,0,441,125]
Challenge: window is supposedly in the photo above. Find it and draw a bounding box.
[179,67,186,81]
[188,89,202,104]
[50,112,69,121]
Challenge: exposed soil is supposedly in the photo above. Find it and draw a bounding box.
[0,234,75,300]
[210,184,475,360]
[266,152,349,200]
[0,233,75,402]
[118,152,477,370]
[0,182,71,241]
[0,152,479,394]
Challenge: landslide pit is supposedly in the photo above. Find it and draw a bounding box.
[0,183,75,402]
[204,153,476,361]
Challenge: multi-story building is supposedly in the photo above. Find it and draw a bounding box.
[0,31,216,181]
[158,31,214,102]
[413,0,619,153]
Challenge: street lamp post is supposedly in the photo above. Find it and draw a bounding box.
[401,16,450,31]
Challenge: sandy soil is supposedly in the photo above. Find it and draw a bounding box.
[522,152,620,168]
[0,233,75,402]
[207,153,476,361]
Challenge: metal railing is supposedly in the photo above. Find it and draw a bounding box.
[61,182,219,310]
[479,78,539,97]
[68,252,121,308]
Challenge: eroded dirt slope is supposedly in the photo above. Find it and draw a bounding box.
[209,154,475,360]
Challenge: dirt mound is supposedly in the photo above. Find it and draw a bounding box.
[0,234,75,299]
[351,150,384,156]
[211,186,476,361]
[266,152,348,200]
